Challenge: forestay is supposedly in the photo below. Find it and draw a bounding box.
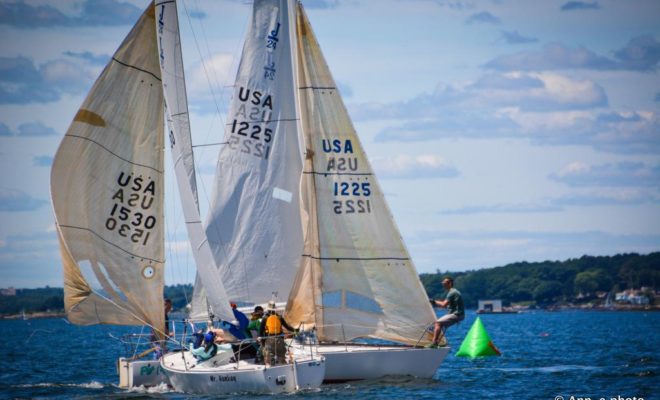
[51,4,165,329]
[155,0,234,322]
[204,0,303,304]
[285,3,435,345]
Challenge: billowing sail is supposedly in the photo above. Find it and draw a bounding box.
[285,3,435,345]
[155,0,234,322]
[51,4,165,330]
[204,0,303,304]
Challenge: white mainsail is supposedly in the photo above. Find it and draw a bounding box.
[204,0,303,304]
[285,3,436,345]
[51,4,165,329]
[155,0,233,322]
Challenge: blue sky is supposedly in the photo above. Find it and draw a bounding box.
[0,0,659,288]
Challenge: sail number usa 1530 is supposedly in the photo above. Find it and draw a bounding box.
[105,172,158,246]
[323,139,373,215]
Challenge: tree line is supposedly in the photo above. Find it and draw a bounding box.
[421,252,659,308]
[2,252,658,315]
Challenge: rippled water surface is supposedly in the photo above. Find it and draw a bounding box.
[1,311,658,399]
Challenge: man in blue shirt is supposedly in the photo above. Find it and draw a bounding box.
[428,277,465,347]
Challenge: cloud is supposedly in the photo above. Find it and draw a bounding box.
[362,71,606,122]
[554,189,660,206]
[440,203,561,215]
[33,156,54,167]
[465,11,500,24]
[550,161,660,187]
[560,1,600,11]
[0,56,59,104]
[0,188,48,212]
[655,93,660,102]
[0,56,93,104]
[484,42,617,71]
[0,0,141,29]
[484,37,660,72]
[0,122,11,136]
[371,154,459,179]
[613,35,660,71]
[16,122,57,137]
[499,30,539,45]
[63,51,110,66]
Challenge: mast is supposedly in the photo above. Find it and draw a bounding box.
[155,0,234,322]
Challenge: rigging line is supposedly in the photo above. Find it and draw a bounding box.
[181,0,223,121]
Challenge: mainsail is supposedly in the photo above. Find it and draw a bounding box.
[51,4,165,329]
[285,3,436,345]
[204,0,304,304]
[155,0,234,322]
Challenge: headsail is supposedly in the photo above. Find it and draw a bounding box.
[51,3,165,329]
[285,3,436,345]
[204,0,303,304]
[155,0,234,322]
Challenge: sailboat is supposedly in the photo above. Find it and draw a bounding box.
[50,0,324,394]
[198,0,449,382]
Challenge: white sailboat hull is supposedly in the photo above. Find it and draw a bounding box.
[117,358,170,389]
[161,350,325,394]
[293,343,449,382]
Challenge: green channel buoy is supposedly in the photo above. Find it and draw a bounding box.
[455,316,501,358]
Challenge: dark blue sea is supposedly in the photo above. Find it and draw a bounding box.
[1,311,658,399]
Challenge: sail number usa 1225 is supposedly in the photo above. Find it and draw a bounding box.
[323,138,373,215]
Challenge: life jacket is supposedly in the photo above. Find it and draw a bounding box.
[265,314,282,335]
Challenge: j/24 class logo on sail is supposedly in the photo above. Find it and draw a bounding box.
[105,172,157,246]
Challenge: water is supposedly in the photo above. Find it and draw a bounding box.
[1,311,658,399]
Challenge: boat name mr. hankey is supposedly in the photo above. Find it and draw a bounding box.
[210,375,237,382]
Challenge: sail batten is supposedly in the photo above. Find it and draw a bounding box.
[285,2,435,345]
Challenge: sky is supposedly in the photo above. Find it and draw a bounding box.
[0,0,659,288]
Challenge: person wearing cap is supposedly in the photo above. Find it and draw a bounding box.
[191,331,219,361]
[247,306,264,338]
[259,301,296,366]
[428,277,464,348]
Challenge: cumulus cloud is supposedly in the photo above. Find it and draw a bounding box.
[499,30,539,45]
[554,189,660,206]
[371,154,459,179]
[484,42,616,71]
[33,156,54,167]
[560,1,600,11]
[550,161,660,187]
[465,11,500,24]
[484,37,660,72]
[16,122,57,137]
[613,35,660,71]
[63,51,110,66]
[0,0,141,28]
[0,56,93,104]
[361,72,606,125]
[0,188,47,212]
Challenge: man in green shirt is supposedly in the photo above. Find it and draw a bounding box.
[428,277,465,347]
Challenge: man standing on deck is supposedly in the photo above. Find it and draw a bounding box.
[428,277,464,347]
